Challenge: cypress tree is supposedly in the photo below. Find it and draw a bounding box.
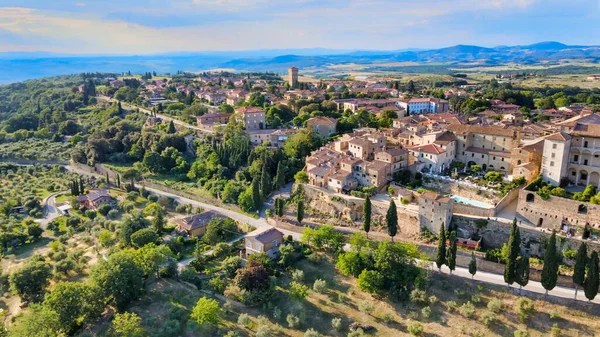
[117,174,121,188]
[516,255,530,291]
[259,164,271,200]
[469,251,477,279]
[363,195,371,238]
[106,173,110,187]
[386,199,398,242]
[573,242,588,299]
[153,210,165,234]
[504,218,521,286]
[297,200,304,224]
[273,162,286,190]
[79,177,85,195]
[584,251,599,302]
[435,223,446,271]
[117,101,123,114]
[167,120,176,134]
[541,230,559,295]
[447,230,457,275]
[251,178,261,211]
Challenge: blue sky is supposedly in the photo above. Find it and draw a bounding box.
[0,0,598,54]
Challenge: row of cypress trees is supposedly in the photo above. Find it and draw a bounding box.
[435,223,459,275]
[361,195,399,242]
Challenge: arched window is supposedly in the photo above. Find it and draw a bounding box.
[526,193,535,202]
[579,204,588,214]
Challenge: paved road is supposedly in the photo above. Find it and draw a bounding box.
[36,190,68,229]
[97,96,214,134]
[64,164,599,304]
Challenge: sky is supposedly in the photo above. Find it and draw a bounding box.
[0,0,598,55]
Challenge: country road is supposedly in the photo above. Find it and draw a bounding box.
[37,190,68,229]
[63,163,600,304]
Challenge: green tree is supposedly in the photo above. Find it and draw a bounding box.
[294,171,309,184]
[111,312,146,337]
[469,252,477,279]
[573,242,588,299]
[357,269,384,294]
[143,151,165,174]
[541,230,559,295]
[152,209,165,234]
[43,282,104,334]
[447,230,457,275]
[133,244,172,278]
[130,228,159,248]
[297,200,304,224]
[386,199,398,242]
[10,260,52,301]
[259,163,271,199]
[363,195,372,238]
[252,177,261,211]
[516,255,530,291]
[584,251,599,301]
[435,223,446,271]
[8,304,61,337]
[273,162,286,190]
[191,297,222,326]
[167,120,176,134]
[90,251,144,310]
[504,218,521,286]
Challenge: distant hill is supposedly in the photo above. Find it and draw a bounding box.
[1,42,600,83]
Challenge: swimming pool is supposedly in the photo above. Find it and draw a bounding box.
[452,195,494,209]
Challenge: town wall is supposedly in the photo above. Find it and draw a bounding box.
[516,188,600,233]
[495,186,522,213]
[453,203,495,218]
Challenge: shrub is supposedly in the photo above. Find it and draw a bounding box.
[272,307,282,320]
[480,311,496,327]
[515,298,535,323]
[212,242,231,258]
[421,306,431,319]
[358,300,374,314]
[410,289,428,305]
[514,329,529,337]
[291,269,305,282]
[286,313,300,328]
[256,324,275,337]
[487,298,504,313]
[237,313,251,327]
[289,281,309,299]
[304,328,320,337]
[471,294,482,305]
[408,322,424,337]
[148,194,159,202]
[428,295,438,305]
[108,209,119,218]
[549,309,561,320]
[347,328,365,337]
[313,279,327,293]
[459,301,476,319]
[381,312,394,323]
[447,300,459,312]
[331,317,342,331]
[551,323,560,337]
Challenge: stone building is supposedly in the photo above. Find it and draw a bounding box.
[306,116,337,138]
[288,67,299,89]
[235,106,266,130]
[418,191,454,234]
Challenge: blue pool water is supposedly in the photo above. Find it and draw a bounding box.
[452,196,493,209]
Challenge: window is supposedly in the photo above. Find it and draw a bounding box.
[585,141,589,148]
[551,153,555,158]
[574,155,579,162]
[550,161,554,167]
[585,159,589,165]
[272,239,279,247]
[247,242,253,249]
[552,144,557,149]
[257,245,262,252]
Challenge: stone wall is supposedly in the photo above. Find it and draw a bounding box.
[453,203,495,218]
[423,177,501,203]
[516,188,600,233]
[495,186,522,213]
[303,184,420,236]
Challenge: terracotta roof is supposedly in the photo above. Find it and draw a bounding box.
[545,132,572,141]
[247,227,284,244]
[420,191,452,203]
[175,210,227,231]
[570,123,600,138]
[446,124,518,138]
[306,116,337,126]
[408,143,446,155]
[235,106,265,114]
[77,190,110,202]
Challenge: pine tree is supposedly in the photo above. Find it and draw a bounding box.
[447,230,457,275]
[273,162,286,190]
[516,255,530,291]
[584,251,600,301]
[573,242,588,299]
[153,210,165,234]
[435,223,446,271]
[541,230,559,295]
[167,120,176,134]
[251,178,261,211]
[469,251,477,279]
[504,218,521,286]
[297,200,304,224]
[386,199,398,242]
[363,195,371,238]
[259,164,271,200]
